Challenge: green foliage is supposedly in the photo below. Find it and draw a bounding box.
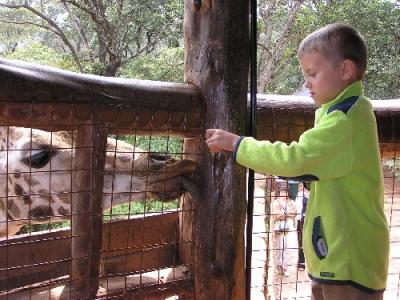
[0,0,184,76]
[18,220,70,235]
[3,42,79,71]
[119,47,184,83]
[103,200,179,221]
[0,8,35,54]
[120,135,184,158]
[311,0,400,99]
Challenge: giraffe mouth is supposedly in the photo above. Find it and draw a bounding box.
[180,176,201,203]
[149,176,200,202]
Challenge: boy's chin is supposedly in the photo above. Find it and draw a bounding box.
[312,96,330,107]
[310,95,322,106]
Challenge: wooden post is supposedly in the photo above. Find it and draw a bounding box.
[68,121,107,298]
[184,1,249,299]
[90,125,108,295]
[180,137,200,265]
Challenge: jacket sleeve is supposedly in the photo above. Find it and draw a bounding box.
[234,110,354,181]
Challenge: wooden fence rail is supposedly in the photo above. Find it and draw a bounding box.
[0,59,398,155]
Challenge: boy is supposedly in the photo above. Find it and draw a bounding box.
[205,23,389,299]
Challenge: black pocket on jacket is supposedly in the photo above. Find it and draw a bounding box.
[312,216,328,259]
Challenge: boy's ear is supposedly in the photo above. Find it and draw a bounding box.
[341,59,357,81]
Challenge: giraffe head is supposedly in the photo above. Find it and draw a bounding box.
[0,126,197,237]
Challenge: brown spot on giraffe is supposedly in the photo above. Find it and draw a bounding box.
[23,195,32,205]
[58,193,71,204]
[7,212,14,221]
[14,183,24,196]
[29,206,54,220]
[58,207,70,216]
[7,200,21,218]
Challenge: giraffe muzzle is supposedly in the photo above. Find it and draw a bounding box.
[180,176,202,203]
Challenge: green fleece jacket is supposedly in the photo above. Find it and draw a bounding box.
[235,81,389,292]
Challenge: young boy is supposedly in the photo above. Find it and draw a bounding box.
[205,23,389,299]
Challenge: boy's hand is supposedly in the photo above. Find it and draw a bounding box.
[205,129,240,153]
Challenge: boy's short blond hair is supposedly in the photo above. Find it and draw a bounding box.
[298,23,367,80]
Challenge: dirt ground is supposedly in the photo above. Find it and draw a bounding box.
[251,170,400,300]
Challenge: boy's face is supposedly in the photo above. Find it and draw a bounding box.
[299,51,350,106]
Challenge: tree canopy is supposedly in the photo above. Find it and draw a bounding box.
[0,0,398,98]
[0,0,183,76]
[258,0,400,99]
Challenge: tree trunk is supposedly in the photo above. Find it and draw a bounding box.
[184,1,249,299]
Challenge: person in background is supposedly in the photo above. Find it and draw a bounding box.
[272,178,297,277]
[295,182,310,271]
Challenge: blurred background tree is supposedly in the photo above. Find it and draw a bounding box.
[0,0,398,97]
[0,0,183,76]
[257,0,400,99]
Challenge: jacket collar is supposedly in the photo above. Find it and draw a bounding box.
[320,81,364,113]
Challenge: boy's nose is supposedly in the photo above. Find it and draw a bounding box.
[303,80,311,89]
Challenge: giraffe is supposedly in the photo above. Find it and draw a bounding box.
[0,126,197,237]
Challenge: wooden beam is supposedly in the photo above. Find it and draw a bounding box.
[0,101,202,137]
[0,212,180,291]
[0,59,200,108]
[98,277,193,300]
[1,266,193,299]
[0,59,202,137]
[184,0,249,299]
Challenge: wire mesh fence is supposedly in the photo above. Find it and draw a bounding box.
[251,162,400,300]
[0,100,199,299]
[248,95,400,300]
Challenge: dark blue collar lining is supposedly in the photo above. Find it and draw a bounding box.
[327,96,359,114]
[233,136,246,163]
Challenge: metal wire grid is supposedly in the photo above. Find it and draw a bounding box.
[0,101,198,299]
[251,163,400,300]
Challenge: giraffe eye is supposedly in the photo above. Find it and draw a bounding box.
[22,150,52,169]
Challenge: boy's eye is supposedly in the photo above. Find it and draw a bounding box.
[302,72,316,79]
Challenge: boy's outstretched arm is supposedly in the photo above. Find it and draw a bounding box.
[205,129,240,153]
[206,110,354,180]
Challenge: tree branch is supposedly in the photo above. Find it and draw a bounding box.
[0,2,84,72]
[61,0,90,53]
